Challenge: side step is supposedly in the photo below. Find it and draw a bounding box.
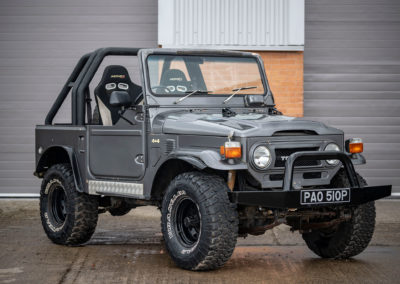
[88,180,145,198]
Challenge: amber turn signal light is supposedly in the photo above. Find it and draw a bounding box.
[346,138,363,154]
[220,141,241,159]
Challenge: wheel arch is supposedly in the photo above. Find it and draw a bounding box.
[35,146,84,192]
[150,158,205,200]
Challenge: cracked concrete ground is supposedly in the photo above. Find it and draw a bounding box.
[0,199,399,283]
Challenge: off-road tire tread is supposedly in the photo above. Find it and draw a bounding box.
[40,163,99,246]
[303,170,375,259]
[161,172,238,271]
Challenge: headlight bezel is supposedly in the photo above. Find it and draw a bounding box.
[324,142,341,165]
[250,144,273,170]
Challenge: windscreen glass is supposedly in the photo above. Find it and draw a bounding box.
[147,55,265,96]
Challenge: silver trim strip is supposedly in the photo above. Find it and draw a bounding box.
[88,180,144,197]
[0,193,40,198]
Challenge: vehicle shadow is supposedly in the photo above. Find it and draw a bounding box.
[88,230,163,246]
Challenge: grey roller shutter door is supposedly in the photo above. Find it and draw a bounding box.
[304,0,400,194]
[0,0,158,195]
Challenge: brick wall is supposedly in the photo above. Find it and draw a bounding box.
[257,51,304,117]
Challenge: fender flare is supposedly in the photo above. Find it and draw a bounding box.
[169,149,248,171]
[174,156,207,170]
[36,146,84,192]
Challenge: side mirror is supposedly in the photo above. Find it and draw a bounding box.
[109,91,131,108]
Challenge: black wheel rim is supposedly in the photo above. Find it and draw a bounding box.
[48,183,67,226]
[174,197,201,246]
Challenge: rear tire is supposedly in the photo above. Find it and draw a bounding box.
[40,164,99,245]
[161,172,238,271]
[302,170,375,258]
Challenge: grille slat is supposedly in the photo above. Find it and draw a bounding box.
[274,147,320,167]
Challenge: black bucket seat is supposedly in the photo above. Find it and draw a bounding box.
[93,65,142,125]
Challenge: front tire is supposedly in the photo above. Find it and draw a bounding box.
[161,172,238,271]
[302,170,376,258]
[40,164,99,245]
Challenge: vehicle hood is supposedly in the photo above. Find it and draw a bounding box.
[152,110,343,137]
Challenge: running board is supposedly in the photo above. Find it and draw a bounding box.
[88,180,144,198]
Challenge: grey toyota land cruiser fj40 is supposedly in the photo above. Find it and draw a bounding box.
[35,47,391,271]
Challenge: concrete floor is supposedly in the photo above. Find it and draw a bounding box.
[0,200,399,283]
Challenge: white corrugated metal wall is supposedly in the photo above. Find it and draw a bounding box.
[159,0,304,50]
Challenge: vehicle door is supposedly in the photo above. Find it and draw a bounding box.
[87,63,145,180]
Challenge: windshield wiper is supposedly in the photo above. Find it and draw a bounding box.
[174,90,213,104]
[223,86,257,104]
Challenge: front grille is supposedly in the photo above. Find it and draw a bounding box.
[269,172,322,181]
[274,147,320,167]
[303,172,322,179]
[270,174,284,181]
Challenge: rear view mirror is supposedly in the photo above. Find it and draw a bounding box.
[109,91,131,108]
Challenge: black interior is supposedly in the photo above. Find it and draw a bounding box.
[94,65,142,125]
[159,69,191,93]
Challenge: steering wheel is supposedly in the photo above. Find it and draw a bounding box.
[151,85,170,94]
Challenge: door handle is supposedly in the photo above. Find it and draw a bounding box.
[78,135,85,153]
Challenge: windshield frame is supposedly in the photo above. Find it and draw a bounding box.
[140,49,273,107]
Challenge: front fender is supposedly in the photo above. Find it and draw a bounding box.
[169,149,248,171]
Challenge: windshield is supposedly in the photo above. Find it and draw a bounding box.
[147,55,265,96]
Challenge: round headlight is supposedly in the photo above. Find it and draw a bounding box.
[324,143,340,165]
[253,146,272,169]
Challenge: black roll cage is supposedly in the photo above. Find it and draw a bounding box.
[45,47,141,126]
[45,47,276,126]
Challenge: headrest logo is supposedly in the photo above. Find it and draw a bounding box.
[110,75,125,79]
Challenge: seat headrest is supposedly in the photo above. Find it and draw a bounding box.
[100,65,132,85]
[160,69,188,86]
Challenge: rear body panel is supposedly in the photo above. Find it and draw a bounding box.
[35,125,87,191]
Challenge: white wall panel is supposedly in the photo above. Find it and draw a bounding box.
[159,0,304,50]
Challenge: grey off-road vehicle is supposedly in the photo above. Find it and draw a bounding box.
[35,47,391,271]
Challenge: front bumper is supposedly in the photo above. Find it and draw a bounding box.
[229,151,392,208]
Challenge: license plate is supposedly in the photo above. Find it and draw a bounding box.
[300,188,350,205]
